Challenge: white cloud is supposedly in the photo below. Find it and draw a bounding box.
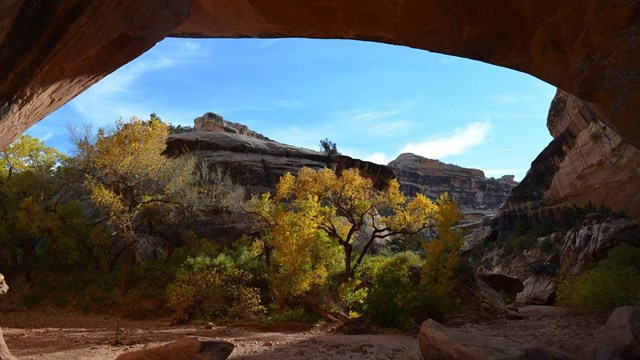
[365,152,391,165]
[400,121,491,159]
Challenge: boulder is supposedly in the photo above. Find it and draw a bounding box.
[419,319,575,360]
[480,274,524,305]
[115,337,234,360]
[0,274,17,360]
[561,218,640,272]
[593,306,640,360]
[516,275,556,305]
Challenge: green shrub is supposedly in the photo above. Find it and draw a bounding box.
[167,267,266,324]
[557,245,640,313]
[358,253,453,328]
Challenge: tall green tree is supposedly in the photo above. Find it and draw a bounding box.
[0,135,70,281]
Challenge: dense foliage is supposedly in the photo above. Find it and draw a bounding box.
[557,245,640,313]
[0,117,469,328]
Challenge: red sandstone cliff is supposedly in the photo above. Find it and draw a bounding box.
[498,90,640,228]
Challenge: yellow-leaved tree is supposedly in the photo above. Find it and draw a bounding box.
[421,192,464,296]
[74,117,199,293]
[252,167,438,281]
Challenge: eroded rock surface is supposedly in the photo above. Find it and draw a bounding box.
[165,124,395,195]
[1,1,639,152]
[561,218,640,272]
[194,112,271,140]
[499,90,640,228]
[388,153,515,213]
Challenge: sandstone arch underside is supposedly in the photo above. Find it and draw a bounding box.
[0,0,639,221]
[0,0,638,150]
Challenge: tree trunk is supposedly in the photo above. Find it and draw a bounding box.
[344,244,352,281]
[120,246,131,295]
[22,236,32,283]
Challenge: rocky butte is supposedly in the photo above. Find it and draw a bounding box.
[388,153,516,216]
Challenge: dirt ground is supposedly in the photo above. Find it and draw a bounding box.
[1,306,604,360]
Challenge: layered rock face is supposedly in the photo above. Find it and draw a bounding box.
[165,114,395,195]
[388,153,515,213]
[194,112,271,141]
[0,1,639,151]
[498,90,640,229]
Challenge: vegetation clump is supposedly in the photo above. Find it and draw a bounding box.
[556,245,640,314]
[0,116,468,329]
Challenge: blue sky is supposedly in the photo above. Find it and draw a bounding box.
[27,38,556,181]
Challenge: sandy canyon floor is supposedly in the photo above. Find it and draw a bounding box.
[1,306,603,360]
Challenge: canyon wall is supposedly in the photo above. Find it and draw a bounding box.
[165,114,395,195]
[498,90,640,228]
[388,153,515,213]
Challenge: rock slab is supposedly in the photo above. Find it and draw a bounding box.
[593,306,640,360]
[419,319,575,360]
[115,337,234,360]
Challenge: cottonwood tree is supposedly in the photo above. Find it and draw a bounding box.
[0,135,67,281]
[74,117,199,293]
[421,192,464,296]
[252,167,437,281]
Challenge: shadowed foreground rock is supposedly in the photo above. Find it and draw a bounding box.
[115,337,234,360]
[419,319,575,360]
[0,274,17,360]
[593,306,640,360]
[480,274,524,305]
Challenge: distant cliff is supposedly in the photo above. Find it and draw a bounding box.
[388,153,516,212]
[165,113,395,195]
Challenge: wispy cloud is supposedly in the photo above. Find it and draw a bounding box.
[400,121,491,159]
[345,109,402,123]
[338,105,415,135]
[70,40,205,126]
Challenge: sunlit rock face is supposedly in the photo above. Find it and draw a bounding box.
[498,90,640,228]
[388,153,515,213]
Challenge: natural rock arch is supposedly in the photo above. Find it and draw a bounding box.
[0,0,638,149]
